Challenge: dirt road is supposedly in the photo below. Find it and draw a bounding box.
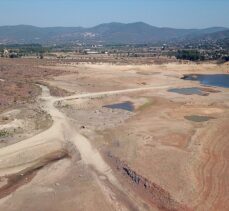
[0,84,170,210]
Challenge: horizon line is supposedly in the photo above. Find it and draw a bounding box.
[0,22,228,30]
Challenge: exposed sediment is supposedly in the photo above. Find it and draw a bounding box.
[107,153,191,211]
[0,149,68,199]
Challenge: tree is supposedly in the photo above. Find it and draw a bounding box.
[39,53,44,59]
[176,50,204,61]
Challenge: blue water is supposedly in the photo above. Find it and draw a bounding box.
[168,87,208,96]
[182,74,229,88]
[103,101,134,111]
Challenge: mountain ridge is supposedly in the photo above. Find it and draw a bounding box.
[0,22,227,45]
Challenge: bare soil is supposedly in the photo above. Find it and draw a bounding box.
[0,58,228,211]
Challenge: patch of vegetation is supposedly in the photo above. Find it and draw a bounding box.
[0,44,51,58]
[0,130,9,137]
[137,100,153,111]
[176,50,205,61]
[222,55,229,62]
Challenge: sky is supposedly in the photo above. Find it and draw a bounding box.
[0,0,228,28]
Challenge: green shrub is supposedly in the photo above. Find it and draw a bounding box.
[176,50,204,61]
[0,130,9,137]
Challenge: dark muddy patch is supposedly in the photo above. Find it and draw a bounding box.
[184,115,215,122]
[182,74,229,88]
[103,101,134,112]
[0,168,39,199]
[137,72,160,76]
[0,150,68,199]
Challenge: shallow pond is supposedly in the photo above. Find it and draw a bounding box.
[182,74,229,88]
[103,101,134,112]
[168,87,208,96]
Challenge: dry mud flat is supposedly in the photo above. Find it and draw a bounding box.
[0,61,228,210]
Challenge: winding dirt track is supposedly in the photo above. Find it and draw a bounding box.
[0,81,228,210]
[0,84,169,210]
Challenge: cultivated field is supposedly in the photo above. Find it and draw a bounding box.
[0,58,228,211]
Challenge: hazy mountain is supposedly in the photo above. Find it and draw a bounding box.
[0,22,227,45]
[196,29,229,40]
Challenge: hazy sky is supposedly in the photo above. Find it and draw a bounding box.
[0,0,228,28]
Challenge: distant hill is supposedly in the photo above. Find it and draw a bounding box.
[0,22,227,45]
[197,29,229,40]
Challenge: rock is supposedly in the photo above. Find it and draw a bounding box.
[55,182,60,186]
[2,116,9,121]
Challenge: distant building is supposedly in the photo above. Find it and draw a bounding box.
[87,51,99,54]
[3,49,9,57]
[84,49,99,54]
[2,49,19,58]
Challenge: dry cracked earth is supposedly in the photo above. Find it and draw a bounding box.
[0,58,228,211]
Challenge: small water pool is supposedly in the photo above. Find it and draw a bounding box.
[103,101,134,112]
[168,87,208,96]
[182,74,229,88]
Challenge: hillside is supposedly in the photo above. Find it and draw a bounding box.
[0,22,227,45]
[199,29,229,40]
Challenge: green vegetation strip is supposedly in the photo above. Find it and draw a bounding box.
[0,130,9,137]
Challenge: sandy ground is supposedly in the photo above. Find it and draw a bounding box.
[0,61,228,210]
